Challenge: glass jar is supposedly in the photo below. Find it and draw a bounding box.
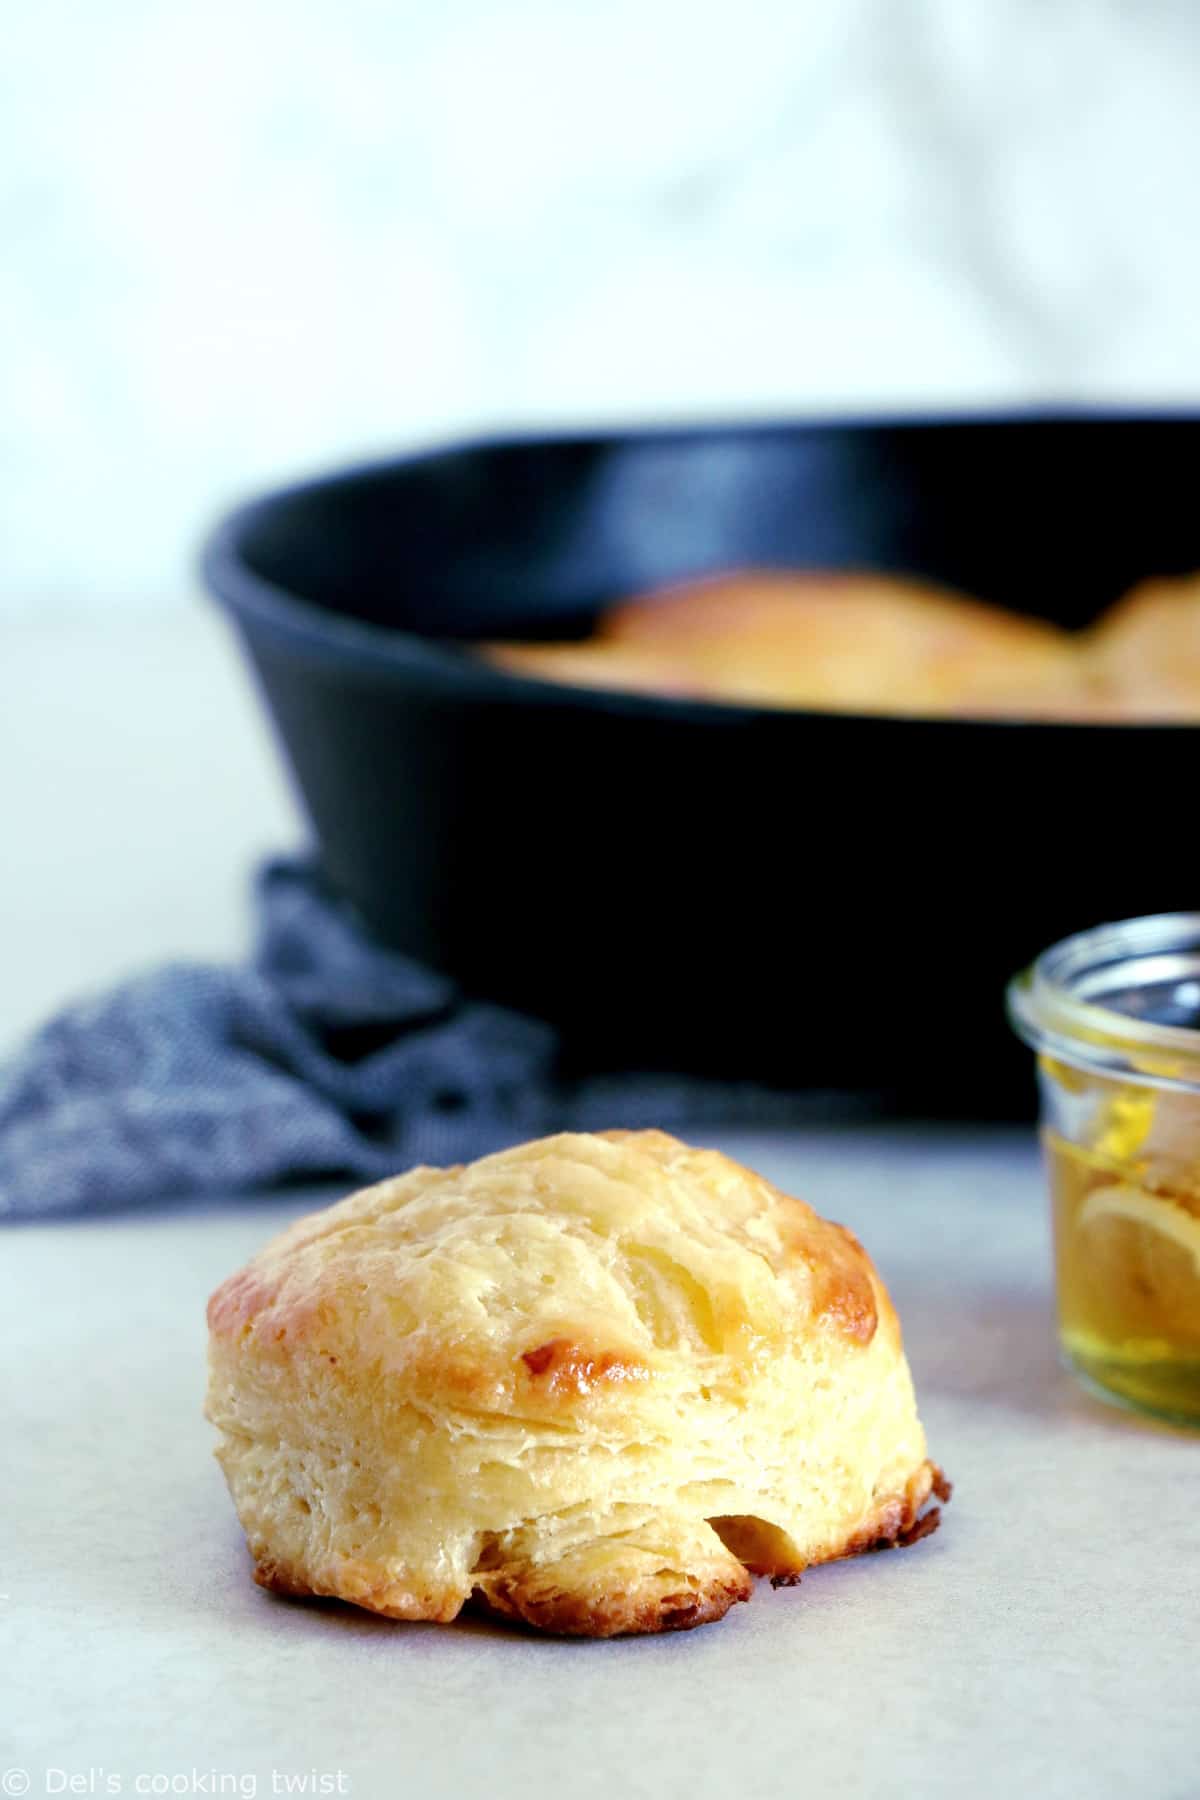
[1008,913,1200,1427]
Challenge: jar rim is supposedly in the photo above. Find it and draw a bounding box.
[1007,911,1200,1093]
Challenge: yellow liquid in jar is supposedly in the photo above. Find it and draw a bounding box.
[1046,1127,1200,1425]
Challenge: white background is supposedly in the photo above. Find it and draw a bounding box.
[5,0,1200,613]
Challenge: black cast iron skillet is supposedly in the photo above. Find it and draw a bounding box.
[203,414,1200,1111]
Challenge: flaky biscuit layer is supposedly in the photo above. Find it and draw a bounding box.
[207,1130,946,1636]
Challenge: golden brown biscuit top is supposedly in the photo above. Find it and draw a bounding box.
[207,1129,891,1417]
[483,566,1200,721]
[484,571,1088,717]
[1085,573,1200,720]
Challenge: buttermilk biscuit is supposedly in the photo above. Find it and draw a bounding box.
[1082,572,1200,721]
[484,570,1089,717]
[206,1130,948,1636]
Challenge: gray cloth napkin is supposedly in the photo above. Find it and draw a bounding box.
[0,859,842,1220]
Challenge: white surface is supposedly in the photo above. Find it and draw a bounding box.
[0,609,302,1050]
[5,1,1200,610]
[5,1125,1200,1800]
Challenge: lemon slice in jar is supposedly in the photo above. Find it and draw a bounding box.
[1077,1184,1200,1350]
[1092,1089,1156,1164]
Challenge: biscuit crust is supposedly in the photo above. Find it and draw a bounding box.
[207,1130,946,1636]
[485,567,1200,722]
[484,570,1091,718]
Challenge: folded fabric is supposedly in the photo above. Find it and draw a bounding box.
[0,859,838,1219]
